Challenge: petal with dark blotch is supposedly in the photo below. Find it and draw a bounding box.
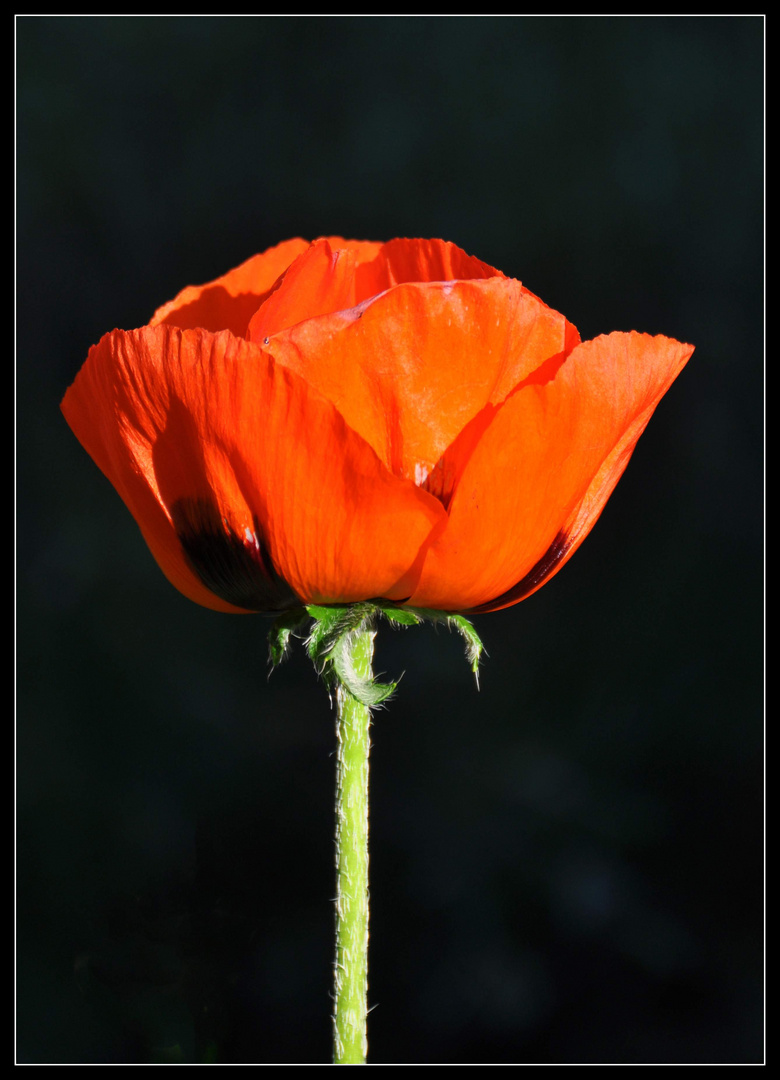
[406,332,694,611]
[171,498,300,613]
[61,326,446,611]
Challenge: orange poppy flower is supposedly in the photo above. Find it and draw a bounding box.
[61,237,693,616]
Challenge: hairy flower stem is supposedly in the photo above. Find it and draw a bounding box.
[332,627,373,1065]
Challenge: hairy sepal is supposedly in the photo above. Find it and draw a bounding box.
[381,605,485,688]
[267,601,485,694]
[305,603,397,707]
[267,607,310,669]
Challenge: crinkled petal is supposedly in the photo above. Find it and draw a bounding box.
[406,332,694,611]
[154,236,384,340]
[149,238,312,337]
[262,277,579,486]
[246,236,497,343]
[353,237,502,301]
[61,326,445,612]
[247,238,363,342]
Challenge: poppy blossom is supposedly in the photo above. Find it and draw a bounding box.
[61,237,693,616]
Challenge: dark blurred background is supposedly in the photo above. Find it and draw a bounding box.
[17,16,763,1065]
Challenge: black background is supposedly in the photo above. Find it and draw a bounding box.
[17,17,763,1065]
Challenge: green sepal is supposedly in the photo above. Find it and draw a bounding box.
[402,608,485,688]
[269,601,485,695]
[303,602,398,705]
[375,603,421,627]
[331,632,397,706]
[267,607,310,670]
[445,614,485,687]
[305,602,372,672]
[376,602,483,687]
[304,604,351,672]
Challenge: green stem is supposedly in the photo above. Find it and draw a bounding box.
[332,627,373,1065]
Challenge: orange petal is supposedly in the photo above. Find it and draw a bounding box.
[149,237,311,337]
[353,237,503,302]
[248,237,481,342]
[247,238,363,342]
[407,332,694,611]
[320,236,384,265]
[61,326,445,612]
[262,277,579,485]
[247,236,501,344]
